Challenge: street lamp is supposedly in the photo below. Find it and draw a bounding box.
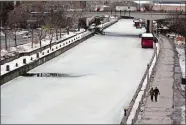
[185,1,186,53]
[14,23,17,47]
[180,0,182,13]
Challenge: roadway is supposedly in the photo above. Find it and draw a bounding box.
[1,19,154,124]
[67,11,176,20]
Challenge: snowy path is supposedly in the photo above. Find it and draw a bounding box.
[1,19,153,124]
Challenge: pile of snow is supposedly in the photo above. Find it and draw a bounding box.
[14,30,29,36]
[16,44,32,52]
[176,48,185,78]
[174,36,185,49]
[166,33,176,38]
[9,47,17,52]
[174,36,185,78]
[181,106,185,124]
[1,31,5,36]
[104,15,109,18]
[110,16,116,19]
[1,49,8,57]
[97,18,118,29]
[1,48,17,60]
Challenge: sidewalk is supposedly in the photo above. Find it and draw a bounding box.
[135,36,175,124]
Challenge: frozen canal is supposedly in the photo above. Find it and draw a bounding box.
[1,19,153,124]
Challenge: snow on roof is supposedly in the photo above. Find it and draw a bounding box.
[134,20,140,22]
[141,33,153,38]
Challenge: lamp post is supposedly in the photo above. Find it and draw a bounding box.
[185,1,186,60]
[180,0,181,13]
[14,23,17,47]
[0,2,3,65]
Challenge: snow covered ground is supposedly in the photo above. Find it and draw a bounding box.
[1,19,153,124]
[0,31,90,75]
[174,36,185,124]
[176,48,185,79]
[1,30,85,58]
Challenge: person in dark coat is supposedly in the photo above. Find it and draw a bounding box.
[154,87,160,102]
[149,88,154,102]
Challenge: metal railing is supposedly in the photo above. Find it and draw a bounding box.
[121,35,160,124]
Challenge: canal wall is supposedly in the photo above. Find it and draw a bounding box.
[0,18,119,85]
[121,35,161,124]
[0,32,93,85]
[0,31,85,65]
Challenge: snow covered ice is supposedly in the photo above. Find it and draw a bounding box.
[1,19,153,124]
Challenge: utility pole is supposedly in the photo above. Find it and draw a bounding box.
[180,0,182,13]
[0,2,2,75]
[4,29,7,50]
[185,1,186,67]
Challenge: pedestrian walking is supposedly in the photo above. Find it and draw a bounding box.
[149,88,154,102]
[154,87,160,102]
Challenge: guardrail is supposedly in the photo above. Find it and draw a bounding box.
[121,35,160,124]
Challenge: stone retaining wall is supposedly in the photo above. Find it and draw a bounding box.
[0,33,94,85]
[0,31,85,65]
[0,19,119,85]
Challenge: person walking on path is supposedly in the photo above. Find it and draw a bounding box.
[154,87,160,102]
[149,88,154,102]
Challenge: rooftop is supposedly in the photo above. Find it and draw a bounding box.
[142,33,153,38]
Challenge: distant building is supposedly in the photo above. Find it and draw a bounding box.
[152,0,185,11]
[153,4,185,11]
[153,0,182,4]
[114,1,138,11]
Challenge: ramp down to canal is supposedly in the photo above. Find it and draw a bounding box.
[1,19,154,124]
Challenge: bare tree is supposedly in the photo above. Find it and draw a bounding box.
[4,29,8,49]
[167,12,186,36]
[143,3,154,12]
[44,11,55,49]
[51,9,66,40]
[8,4,29,47]
[36,12,47,48]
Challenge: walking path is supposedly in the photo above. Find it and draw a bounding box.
[135,35,176,124]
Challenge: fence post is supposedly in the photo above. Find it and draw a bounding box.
[155,45,157,60]
[147,64,150,85]
[23,58,26,64]
[36,53,39,58]
[6,65,10,71]
[124,109,127,116]
[129,10,131,16]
